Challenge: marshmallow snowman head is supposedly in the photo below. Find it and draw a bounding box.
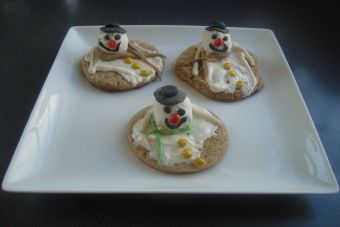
[202,21,232,55]
[153,85,193,130]
[97,23,129,53]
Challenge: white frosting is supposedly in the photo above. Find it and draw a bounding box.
[153,97,193,130]
[197,30,257,96]
[202,30,232,54]
[132,111,218,166]
[97,31,129,53]
[205,51,257,96]
[84,43,163,86]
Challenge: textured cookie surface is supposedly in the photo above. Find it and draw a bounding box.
[127,106,228,173]
[80,42,163,91]
[175,45,263,101]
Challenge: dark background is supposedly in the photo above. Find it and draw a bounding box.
[1,0,339,226]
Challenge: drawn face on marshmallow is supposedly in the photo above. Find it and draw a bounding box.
[98,32,128,53]
[153,86,193,130]
[202,30,231,54]
[97,23,128,53]
[202,21,232,54]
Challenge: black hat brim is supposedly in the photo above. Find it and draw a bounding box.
[205,26,229,33]
[154,86,186,105]
[100,26,126,34]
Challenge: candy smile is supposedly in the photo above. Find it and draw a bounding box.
[209,43,228,52]
[165,117,187,129]
[99,41,121,52]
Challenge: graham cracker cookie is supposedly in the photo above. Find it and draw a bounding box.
[175,21,263,101]
[127,86,228,173]
[80,23,165,92]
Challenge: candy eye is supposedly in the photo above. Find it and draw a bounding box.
[104,35,110,40]
[211,34,218,39]
[178,108,185,116]
[164,106,171,113]
[114,34,121,40]
[223,36,228,41]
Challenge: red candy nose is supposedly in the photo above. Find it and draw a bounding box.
[169,113,181,126]
[107,40,117,48]
[214,38,224,47]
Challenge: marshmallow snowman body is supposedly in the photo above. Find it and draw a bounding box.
[202,30,232,55]
[97,31,129,53]
[153,97,193,130]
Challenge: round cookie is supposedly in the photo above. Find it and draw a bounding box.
[175,21,263,102]
[80,23,165,92]
[175,45,263,101]
[127,86,229,174]
[81,42,164,91]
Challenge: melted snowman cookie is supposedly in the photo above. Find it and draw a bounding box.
[127,85,228,173]
[175,21,263,101]
[80,23,166,91]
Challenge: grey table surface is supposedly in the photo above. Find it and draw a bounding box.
[0,0,339,226]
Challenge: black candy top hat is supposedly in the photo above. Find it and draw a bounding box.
[154,85,186,105]
[205,21,229,33]
[100,23,126,33]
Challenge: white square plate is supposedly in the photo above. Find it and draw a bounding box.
[2,26,338,193]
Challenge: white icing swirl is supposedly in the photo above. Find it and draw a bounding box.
[84,44,163,86]
[132,112,218,166]
[205,51,257,96]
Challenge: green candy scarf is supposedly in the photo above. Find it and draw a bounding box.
[148,115,193,162]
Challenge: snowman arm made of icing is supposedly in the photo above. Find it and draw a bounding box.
[85,48,98,74]
[231,42,255,66]
[191,103,222,126]
[131,41,154,54]
[192,45,202,76]
[141,109,154,132]
[233,50,257,88]
[231,42,257,88]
